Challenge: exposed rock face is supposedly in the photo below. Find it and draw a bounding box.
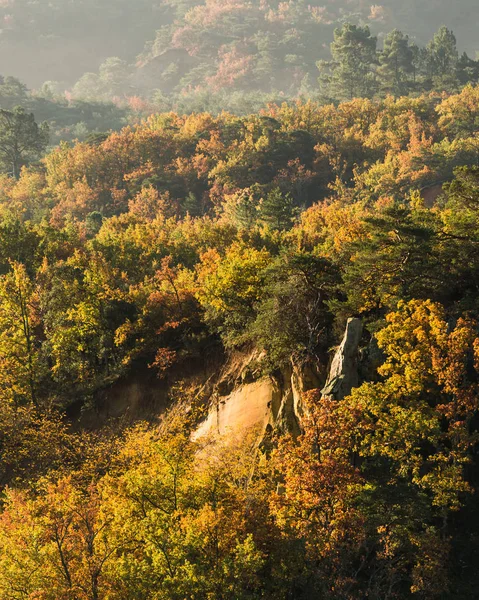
[193,319,365,441]
[74,368,170,429]
[288,362,322,426]
[193,378,284,440]
[321,318,363,400]
[193,357,323,441]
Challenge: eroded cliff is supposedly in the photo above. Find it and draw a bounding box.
[194,318,365,440]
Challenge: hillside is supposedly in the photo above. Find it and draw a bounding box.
[1,3,479,146]
[2,2,479,596]
[2,0,478,93]
[0,0,169,86]
[0,84,478,596]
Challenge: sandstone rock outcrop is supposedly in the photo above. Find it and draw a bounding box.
[86,319,364,440]
[193,318,364,441]
[321,317,363,400]
[193,358,323,441]
[193,377,284,440]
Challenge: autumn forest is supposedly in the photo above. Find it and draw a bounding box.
[0,1,479,599]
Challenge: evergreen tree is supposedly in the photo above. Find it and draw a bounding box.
[223,189,259,230]
[319,23,378,100]
[0,76,28,110]
[378,29,414,96]
[426,26,459,90]
[259,188,297,230]
[0,107,49,179]
[456,52,479,86]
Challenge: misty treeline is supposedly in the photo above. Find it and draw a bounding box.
[1,0,478,89]
[55,23,479,114]
[2,16,479,146]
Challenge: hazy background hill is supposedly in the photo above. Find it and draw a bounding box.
[0,1,478,145]
[1,0,478,90]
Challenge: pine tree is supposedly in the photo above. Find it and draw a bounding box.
[378,29,414,97]
[259,188,297,230]
[456,52,479,86]
[319,23,378,100]
[426,26,459,90]
[0,107,49,179]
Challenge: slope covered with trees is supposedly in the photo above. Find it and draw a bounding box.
[2,21,477,149]
[0,81,477,596]
[73,20,479,113]
[2,0,478,88]
[1,9,479,147]
[2,5,479,597]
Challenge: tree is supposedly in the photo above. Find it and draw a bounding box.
[0,475,117,600]
[98,57,131,97]
[247,252,340,368]
[319,23,378,100]
[258,187,298,230]
[269,391,365,597]
[0,412,278,600]
[456,52,479,86]
[222,188,259,230]
[283,300,479,596]
[0,76,28,109]
[437,85,479,137]
[72,57,132,103]
[100,414,278,600]
[426,26,459,90]
[0,107,49,178]
[432,165,479,307]
[0,262,43,405]
[346,299,479,512]
[340,200,438,315]
[196,243,272,345]
[378,30,414,97]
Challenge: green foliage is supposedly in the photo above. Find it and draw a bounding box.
[320,23,378,100]
[426,26,459,90]
[197,243,272,345]
[378,29,415,96]
[0,76,28,110]
[0,262,43,404]
[0,107,49,178]
[258,188,298,230]
[339,199,438,316]
[247,252,340,367]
